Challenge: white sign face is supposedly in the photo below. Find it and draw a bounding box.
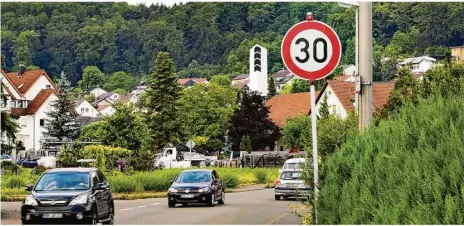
[186,140,196,149]
[290,29,333,72]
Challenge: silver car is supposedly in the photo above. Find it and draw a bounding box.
[274,170,311,200]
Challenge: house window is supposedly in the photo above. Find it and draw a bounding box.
[81,108,84,113]
[45,85,51,89]
[412,65,419,70]
[328,90,332,96]
[86,108,89,112]
[40,119,45,127]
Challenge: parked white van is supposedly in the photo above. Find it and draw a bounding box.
[279,158,306,173]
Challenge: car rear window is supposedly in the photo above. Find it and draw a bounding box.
[284,163,304,170]
[34,172,90,191]
[280,171,302,180]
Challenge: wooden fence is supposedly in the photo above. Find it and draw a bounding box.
[213,153,298,168]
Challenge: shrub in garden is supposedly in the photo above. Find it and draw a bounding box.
[221,173,239,189]
[6,177,25,188]
[319,94,464,224]
[253,169,268,184]
[108,177,139,193]
[81,145,131,170]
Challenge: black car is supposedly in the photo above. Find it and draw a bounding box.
[167,169,225,207]
[21,168,114,225]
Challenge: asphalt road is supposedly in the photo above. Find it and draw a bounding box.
[1,189,302,225]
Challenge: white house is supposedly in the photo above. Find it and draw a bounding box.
[90,87,107,98]
[313,80,395,119]
[397,56,436,73]
[342,64,357,76]
[248,44,268,96]
[99,105,116,116]
[74,98,100,117]
[91,92,119,110]
[131,81,147,95]
[271,69,298,92]
[1,66,59,152]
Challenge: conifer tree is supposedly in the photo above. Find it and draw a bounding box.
[44,72,80,140]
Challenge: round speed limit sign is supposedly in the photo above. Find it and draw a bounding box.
[281,20,341,81]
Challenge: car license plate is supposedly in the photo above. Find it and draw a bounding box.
[181,194,194,198]
[42,213,63,219]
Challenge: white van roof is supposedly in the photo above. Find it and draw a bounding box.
[284,158,306,163]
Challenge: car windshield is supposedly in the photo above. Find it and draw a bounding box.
[1,155,11,159]
[175,171,211,183]
[34,172,90,191]
[280,171,302,180]
[284,163,304,170]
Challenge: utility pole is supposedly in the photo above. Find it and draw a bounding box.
[359,2,373,131]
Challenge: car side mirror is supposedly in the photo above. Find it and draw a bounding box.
[25,185,32,191]
[94,183,108,190]
[214,179,219,184]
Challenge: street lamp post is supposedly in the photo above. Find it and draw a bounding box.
[338,1,359,113]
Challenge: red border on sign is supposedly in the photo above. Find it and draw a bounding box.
[281,20,342,81]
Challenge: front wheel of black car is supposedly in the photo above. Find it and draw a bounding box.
[21,219,35,225]
[168,201,176,208]
[275,195,281,200]
[87,210,98,225]
[103,206,114,225]
[207,193,215,207]
[218,191,225,205]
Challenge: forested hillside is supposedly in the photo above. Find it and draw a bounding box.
[1,2,463,85]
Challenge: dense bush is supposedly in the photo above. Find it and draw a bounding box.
[319,93,464,224]
[253,169,268,184]
[5,177,25,188]
[108,177,139,193]
[220,173,240,189]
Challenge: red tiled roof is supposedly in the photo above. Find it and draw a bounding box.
[3,69,56,96]
[98,105,110,111]
[265,92,319,128]
[177,78,208,86]
[324,80,395,113]
[26,89,55,114]
[333,76,351,82]
[11,89,55,116]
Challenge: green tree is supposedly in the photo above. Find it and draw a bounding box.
[176,83,238,151]
[44,72,80,140]
[209,74,231,87]
[12,30,39,67]
[268,76,277,98]
[291,79,310,93]
[78,66,105,91]
[142,52,181,153]
[282,115,311,150]
[376,67,420,120]
[319,94,330,120]
[1,111,20,147]
[239,135,252,153]
[104,71,135,92]
[228,90,280,151]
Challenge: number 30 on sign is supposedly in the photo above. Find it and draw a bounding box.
[281,20,342,81]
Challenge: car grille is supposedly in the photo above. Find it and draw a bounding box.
[176,188,200,193]
[38,199,69,206]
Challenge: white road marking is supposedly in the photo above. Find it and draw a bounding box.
[121,208,133,211]
[150,203,160,206]
[137,206,146,208]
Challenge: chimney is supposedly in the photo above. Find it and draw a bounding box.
[18,64,26,77]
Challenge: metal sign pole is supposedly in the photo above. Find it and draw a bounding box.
[310,80,319,224]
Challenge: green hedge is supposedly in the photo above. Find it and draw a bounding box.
[319,94,464,224]
[2,168,279,196]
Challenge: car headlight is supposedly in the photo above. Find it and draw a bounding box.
[198,187,210,193]
[168,187,178,193]
[68,194,88,206]
[24,195,38,206]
